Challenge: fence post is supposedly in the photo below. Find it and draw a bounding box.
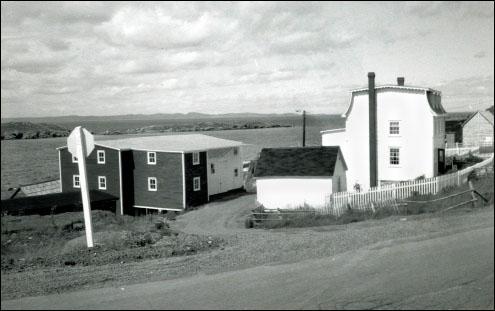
[469,181,477,208]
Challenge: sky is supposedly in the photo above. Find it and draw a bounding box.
[1,1,494,118]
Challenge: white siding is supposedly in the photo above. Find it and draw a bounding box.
[376,90,436,182]
[256,178,333,210]
[340,92,370,190]
[207,147,243,196]
[324,89,440,190]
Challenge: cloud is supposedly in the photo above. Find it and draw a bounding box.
[0,2,493,117]
[96,7,239,50]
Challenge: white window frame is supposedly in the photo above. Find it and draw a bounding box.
[193,177,201,191]
[147,152,156,165]
[73,175,80,188]
[192,152,200,165]
[97,150,105,164]
[389,147,400,166]
[72,155,78,163]
[148,177,157,191]
[389,121,400,135]
[98,176,107,190]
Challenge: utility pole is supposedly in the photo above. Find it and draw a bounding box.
[302,110,306,147]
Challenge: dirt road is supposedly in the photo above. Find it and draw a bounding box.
[3,225,493,310]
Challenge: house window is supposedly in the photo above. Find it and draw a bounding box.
[98,176,107,190]
[211,163,215,174]
[97,150,105,164]
[147,152,156,165]
[389,148,400,165]
[233,148,238,155]
[193,177,201,191]
[72,155,78,163]
[148,177,157,191]
[192,152,200,165]
[234,168,238,177]
[389,121,400,135]
[73,175,80,188]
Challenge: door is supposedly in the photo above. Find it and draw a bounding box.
[438,148,445,175]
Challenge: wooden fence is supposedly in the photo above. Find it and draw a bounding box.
[445,146,479,157]
[324,154,494,216]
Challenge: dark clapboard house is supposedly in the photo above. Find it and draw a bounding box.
[57,134,245,215]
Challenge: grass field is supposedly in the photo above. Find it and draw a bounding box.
[1,210,222,272]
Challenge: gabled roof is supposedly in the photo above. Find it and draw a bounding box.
[253,146,346,178]
[57,134,246,153]
[462,110,495,127]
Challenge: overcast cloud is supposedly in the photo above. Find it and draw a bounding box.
[1,1,494,117]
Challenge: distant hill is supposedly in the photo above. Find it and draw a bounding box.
[1,112,317,123]
[486,105,494,115]
[1,122,70,140]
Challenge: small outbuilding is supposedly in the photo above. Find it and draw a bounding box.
[462,110,494,147]
[253,146,347,210]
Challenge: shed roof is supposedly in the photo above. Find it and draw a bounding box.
[253,146,345,178]
[58,134,245,152]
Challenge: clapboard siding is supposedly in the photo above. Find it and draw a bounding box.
[184,152,208,207]
[60,145,121,213]
[131,150,183,210]
[463,112,494,146]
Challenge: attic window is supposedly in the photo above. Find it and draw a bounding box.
[389,121,400,135]
[147,152,156,165]
[97,150,105,164]
[192,152,200,165]
[72,156,78,163]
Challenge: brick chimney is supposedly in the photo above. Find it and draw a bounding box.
[368,72,378,188]
[397,77,405,86]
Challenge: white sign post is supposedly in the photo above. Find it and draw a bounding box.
[67,126,95,248]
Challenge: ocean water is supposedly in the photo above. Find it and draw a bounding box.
[1,120,344,192]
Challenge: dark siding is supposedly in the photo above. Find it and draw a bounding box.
[131,150,183,210]
[121,150,135,215]
[59,145,121,213]
[184,152,208,208]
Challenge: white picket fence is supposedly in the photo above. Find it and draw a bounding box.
[445,146,479,157]
[324,154,494,216]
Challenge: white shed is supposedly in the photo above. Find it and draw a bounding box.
[253,147,347,210]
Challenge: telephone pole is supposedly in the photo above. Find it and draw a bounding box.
[302,110,306,147]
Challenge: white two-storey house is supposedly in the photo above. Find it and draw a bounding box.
[322,73,447,191]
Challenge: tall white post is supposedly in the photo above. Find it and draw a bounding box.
[76,127,94,248]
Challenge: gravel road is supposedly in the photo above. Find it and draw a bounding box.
[3,224,493,309]
[2,194,494,303]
